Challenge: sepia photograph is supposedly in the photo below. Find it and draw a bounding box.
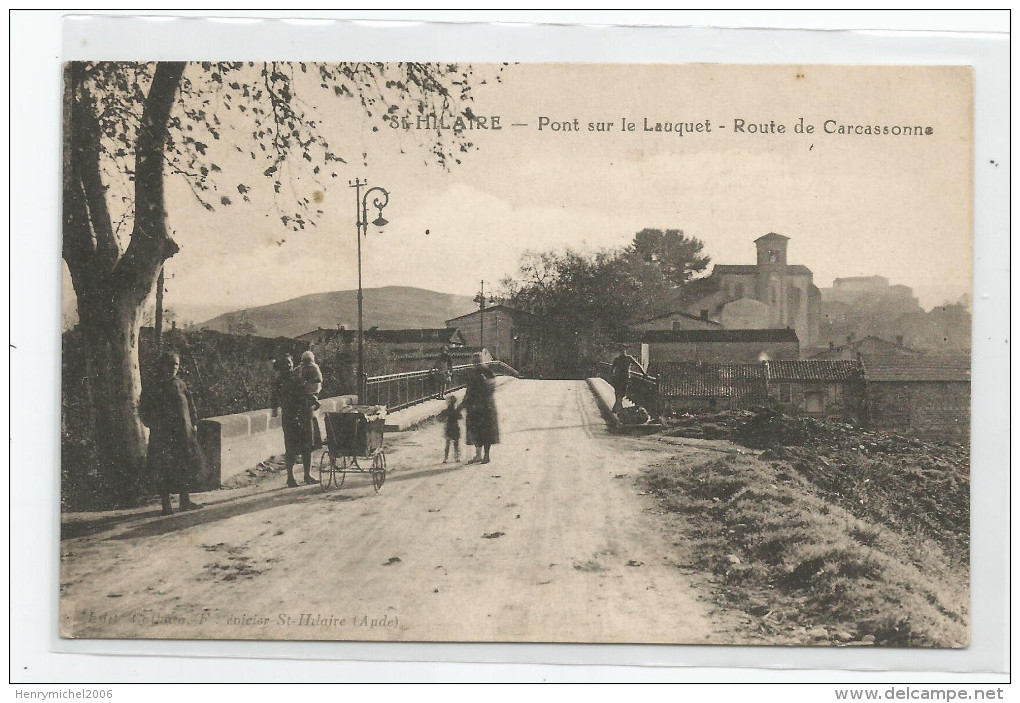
[58,58,974,648]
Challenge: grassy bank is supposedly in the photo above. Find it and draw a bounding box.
[643,446,968,647]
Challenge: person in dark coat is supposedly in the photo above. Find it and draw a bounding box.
[610,344,647,413]
[140,351,205,515]
[271,353,318,487]
[462,352,500,464]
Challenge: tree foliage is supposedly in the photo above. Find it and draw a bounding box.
[502,229,711,378]
[62,60,490,507]
[625,228,710,287]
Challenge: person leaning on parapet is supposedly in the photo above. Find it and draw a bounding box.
[140,351,206,515]
[610,344,648,413]
[271,353,319,487]
[435,345,454,399]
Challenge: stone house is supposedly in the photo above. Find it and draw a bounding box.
[863,355,971,437]
[766,359,865,419]
[446,304,534,371]
[656,358,863,418]
[657,362,768,412]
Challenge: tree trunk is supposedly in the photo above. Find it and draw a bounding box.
[78,297,148,506]
[63,61,186,507]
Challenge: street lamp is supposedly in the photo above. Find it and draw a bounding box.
[350,178,390,401]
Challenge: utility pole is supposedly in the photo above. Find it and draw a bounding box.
[473,280,495,356]
[154,266,165,351]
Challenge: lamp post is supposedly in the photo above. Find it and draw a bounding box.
[350,178,390,401]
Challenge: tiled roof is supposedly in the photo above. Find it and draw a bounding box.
[445,304,526,323]
[862,355,971,382]
[297,328,463,344]
[628,310,724,327]
[657,362,767,399]
[809,336,921,359]
[766,359,864,381]
[624,328,799,344]
[369,328,462,344]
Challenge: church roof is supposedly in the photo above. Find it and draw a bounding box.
[712,264,813,276]
[754,232,790,243]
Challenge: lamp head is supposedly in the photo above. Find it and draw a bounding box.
[372,213,389,228]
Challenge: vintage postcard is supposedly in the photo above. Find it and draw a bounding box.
[59,61,973,646]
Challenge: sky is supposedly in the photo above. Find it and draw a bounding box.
[67,62,974,314]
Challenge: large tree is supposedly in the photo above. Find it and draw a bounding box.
[63,61,482,506]
[625,227,710,289]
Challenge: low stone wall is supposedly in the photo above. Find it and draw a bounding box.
[196,395,358,488]
[586,377,621,432]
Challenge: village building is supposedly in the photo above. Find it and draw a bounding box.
[765,359,865,419]
[294,327,469,376]
[655,358,863,418]
[627,310,723,332]
[820,275,919,307]
[684,233,821,348]
[296,326,466,350]
[445,304,533,371]
[656,362,768,412]
[624,328,800,367]
[863,355,971,438]
[810,335,922,360]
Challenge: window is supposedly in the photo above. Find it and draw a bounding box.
[779,383,792,403]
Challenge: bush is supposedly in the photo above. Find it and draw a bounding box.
[61,327,309,511]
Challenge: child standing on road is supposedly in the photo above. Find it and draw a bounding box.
[438,395,461,463]
[298,350,323,411]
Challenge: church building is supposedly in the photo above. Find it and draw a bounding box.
[685,233,821,349]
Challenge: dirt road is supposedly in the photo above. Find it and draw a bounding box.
[61,379,747,643]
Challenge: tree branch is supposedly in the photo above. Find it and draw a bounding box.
[74,83,120,274]
[113,61,185,303]
[62,63,99,284]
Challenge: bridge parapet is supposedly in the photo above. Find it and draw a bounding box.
[595,362,661,418]
[197,394,358,489]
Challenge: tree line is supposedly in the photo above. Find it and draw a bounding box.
[500,227,711,379]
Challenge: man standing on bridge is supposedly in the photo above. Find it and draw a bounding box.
[611,344,648,413]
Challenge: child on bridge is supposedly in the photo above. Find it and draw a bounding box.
[438,394,461,463]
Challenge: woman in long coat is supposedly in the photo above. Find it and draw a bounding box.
[140,352,205,515]
[271,353,318,487]
[463,353,500,464]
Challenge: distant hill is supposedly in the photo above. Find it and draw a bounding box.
[197,286,478,338]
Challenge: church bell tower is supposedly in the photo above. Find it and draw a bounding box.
[755,232,789,267]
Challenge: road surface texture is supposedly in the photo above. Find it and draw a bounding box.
[61,379,754,643]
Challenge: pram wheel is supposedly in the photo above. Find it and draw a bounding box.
[371,451,387,491]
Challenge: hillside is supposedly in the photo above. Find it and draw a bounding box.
[197,286,477,338]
